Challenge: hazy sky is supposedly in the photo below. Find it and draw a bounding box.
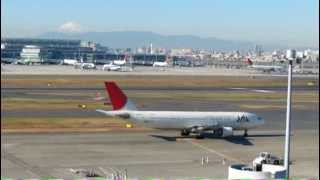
[1,0,319,47]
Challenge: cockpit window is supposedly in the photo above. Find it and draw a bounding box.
[257,117,262,120]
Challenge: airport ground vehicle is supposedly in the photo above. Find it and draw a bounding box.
[253,152,284,171]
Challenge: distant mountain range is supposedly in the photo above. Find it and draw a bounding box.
[38,31,258,50]
[36,31,317,50]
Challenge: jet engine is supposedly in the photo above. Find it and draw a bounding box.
[222,127,233,137]
[190,126,205,133]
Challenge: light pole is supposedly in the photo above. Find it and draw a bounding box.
[284,49,296,179]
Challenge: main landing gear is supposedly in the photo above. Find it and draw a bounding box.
[244,129,248,137]
[214,128,223,137]
[180,129,190,136]
[181,129,204,139]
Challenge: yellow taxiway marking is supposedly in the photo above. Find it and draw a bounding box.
[187,140,245,164]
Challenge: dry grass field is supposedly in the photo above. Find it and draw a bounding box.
[2,74,317,88]
[2,117,149,133]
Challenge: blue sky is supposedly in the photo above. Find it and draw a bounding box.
[1,0,319,47]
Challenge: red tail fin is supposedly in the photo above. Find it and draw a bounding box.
[104,81,127,110]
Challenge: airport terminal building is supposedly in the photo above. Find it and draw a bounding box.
[1,38,97,64]
[1,38,167,65]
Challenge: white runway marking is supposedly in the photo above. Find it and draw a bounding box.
[187,140,245,164]
[229,87,247,90]
[251,89,275,93]
[229,87,275,93]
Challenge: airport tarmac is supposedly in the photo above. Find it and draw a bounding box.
[2,89,319,179]
[1,130,319,179]
[1,74,319,179]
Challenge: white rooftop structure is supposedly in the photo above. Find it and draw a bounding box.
[20,45,41,64]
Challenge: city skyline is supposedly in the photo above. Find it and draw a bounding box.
[1,0,319,48]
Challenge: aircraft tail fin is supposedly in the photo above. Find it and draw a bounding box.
[104,81,137,111]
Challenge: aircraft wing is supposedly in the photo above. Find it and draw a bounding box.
[96,109,130,119]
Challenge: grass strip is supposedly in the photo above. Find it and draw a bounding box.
[2,92,318,110]
[2,75,317,88]
[2,117,124,128]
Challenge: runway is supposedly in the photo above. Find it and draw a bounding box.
[2,101,318,131]
[2,87,318,131]
[2,85,318,91]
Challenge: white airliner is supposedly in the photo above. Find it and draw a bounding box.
[96,82,264,138]
[102,62,121,71]
[74,62,96,70]
[62,59,78,65]
[113,55,128,66]
[246,58,285,73]
[153,61,169,67]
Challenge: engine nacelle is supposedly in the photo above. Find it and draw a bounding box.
[190,126,205,133]
[222,127,233,137]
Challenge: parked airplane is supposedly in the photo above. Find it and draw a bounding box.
[1,58,16,64]
[246,58,285,73]
[292,65,314,74]
[62,59,78,65]
[113,55,128,66]
[74,62,96,70]
[153,61,169,67]
[102,62,121,71]
[96,82,265,138]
